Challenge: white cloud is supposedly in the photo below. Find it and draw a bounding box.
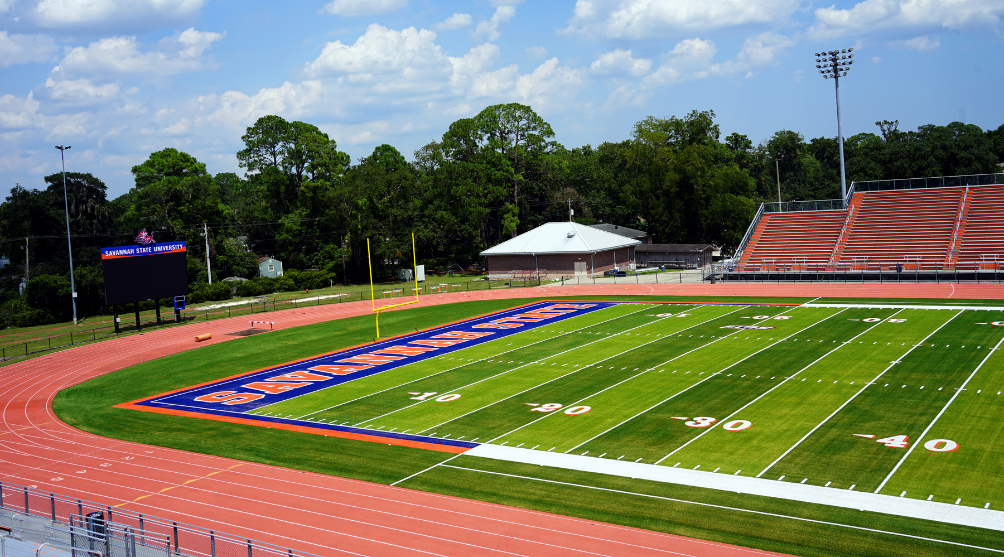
[644,38,719,85]
[320,0,407,17]
[43,77,120,103]
[304,25,447,82]
[643,33,792,87]
[590,48,652,76]
[0,0,12,12]
[467,58,586,110]
[0,92,40,129]
[893,34,940,50]
[735,32,794,66]
[525,45,548,58]
[54,28,223,79]
[449,43,500,83]
[565,0,801,39]
[33,0,208,28]
[434,13,472,31]
[475,4,516,41]
[0,31,58,66]
[809,0,1004,39]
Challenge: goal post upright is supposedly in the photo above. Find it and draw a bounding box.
[368,233,421,340]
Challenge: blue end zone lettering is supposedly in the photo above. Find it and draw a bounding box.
[136,301,612,416]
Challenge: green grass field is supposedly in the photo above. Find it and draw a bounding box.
[55,296,1004,557]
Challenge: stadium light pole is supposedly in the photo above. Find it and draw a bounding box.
[815,48,854,208]
[55,145,78,325]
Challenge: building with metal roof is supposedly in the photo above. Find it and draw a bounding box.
[588,223,652,244]
[480,222,640,279]
[635,244,714,268]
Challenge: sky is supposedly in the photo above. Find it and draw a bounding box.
[1,0,1003,200]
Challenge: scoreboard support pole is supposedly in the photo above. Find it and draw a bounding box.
[134,302,141,331]
[155,300,161,325]
[113,306,120,334]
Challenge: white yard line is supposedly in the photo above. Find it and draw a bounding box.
[292,304,668,419]
[442,460,1004,546]
[355,304,664,427]
[874,329,1004,493]
[564,305,811,454]
[803,302,1004,311]
[464,445,1004,533]
[655,307,869,464]
[757,309,961,479]
[413,306,749,435]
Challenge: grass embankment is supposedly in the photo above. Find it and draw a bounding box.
[53,295,1004,557]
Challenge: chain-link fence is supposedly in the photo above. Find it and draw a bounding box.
[0,277,543,363]
[0,481,321,557]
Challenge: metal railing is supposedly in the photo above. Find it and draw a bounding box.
[763,199,845,213]
[851,172,1004,193]
[731,202,765,267]
[0,481,322,557]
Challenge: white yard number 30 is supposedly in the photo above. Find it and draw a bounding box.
[685,417,716,427]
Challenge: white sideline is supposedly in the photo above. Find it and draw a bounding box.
[466,444,1004,532]
[802,302,1004,311]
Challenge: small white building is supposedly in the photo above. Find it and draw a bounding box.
[481,222,640,279]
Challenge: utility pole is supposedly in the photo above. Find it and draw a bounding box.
[55,145,78,325]
[341,236,347,285]
[25,237,29,281]
[204,222,212,284]
[774,157,783,209]
[815,48,855,208]
[568,198,574,222]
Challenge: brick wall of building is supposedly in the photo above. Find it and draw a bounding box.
[486,247,635,278]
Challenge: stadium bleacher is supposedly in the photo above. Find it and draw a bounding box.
[736,178,1004,273]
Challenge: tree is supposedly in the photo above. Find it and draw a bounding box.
[42,172,112,236]
[120,148,228,233]
[236,115,349,214]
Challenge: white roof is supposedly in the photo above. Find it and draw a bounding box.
[480,222,641,256]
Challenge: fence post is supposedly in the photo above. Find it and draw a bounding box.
[210,530,216,557]
[0,481,4,508]
[173,522,180,554]
[24,486,28,514]
[248,540,253,557]
[139,514,145,545]
[50,493,56,521]
[78,500,82,517]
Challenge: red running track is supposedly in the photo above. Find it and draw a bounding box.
[3,282,1001,557]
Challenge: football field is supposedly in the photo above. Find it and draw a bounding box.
[127,300,1004,516]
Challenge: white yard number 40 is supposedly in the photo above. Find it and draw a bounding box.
[877,435,909,448]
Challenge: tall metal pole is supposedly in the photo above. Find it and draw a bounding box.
[204,222,212,284]
[815,48,854,209]
[56,145,78,325]
[834,74,847,207]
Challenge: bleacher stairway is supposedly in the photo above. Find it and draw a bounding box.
[737,183,1004,272]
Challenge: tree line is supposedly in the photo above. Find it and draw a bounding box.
[2,103,1002,325]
